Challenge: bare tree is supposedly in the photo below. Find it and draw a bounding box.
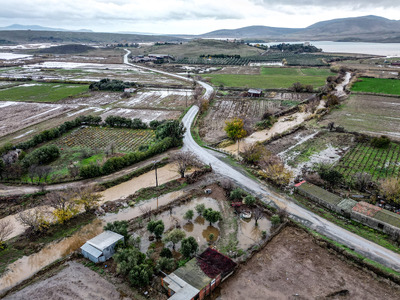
[139,205,152,220]
[0,219,14,244]
[171,151,201,178]
[68,163,80,180]
[75,185,103,212]
[17,207,49,233]
[253,208,263,226]
[47,189,76,211]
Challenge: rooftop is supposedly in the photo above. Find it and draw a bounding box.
[297,182,343,206]
[248,88,262,94]
[374,209,400,228]
[164,274,199,300]
[87,231,124,251]
[352,201,382,217]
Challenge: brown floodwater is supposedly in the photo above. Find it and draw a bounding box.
[0,219,104,294]
[238,216,272,249]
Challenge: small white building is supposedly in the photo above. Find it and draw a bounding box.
[80,231,124,263]
[124,88,136,93]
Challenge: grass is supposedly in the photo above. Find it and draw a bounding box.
[0,82,89,102]
[351,78,400,95]
[203,67,333,89]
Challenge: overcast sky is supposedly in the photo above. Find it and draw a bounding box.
[0,0,399,34]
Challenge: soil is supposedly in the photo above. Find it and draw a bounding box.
[4,261,123,300]
[219,226,400,300]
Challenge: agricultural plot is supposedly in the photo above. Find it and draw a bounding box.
[53,126,155,153]
[321,94,400,140]
[334,142,400,181]
[203,67,333,89]
[116,88,193,110]
[100,108,181,124]
[0,101,75,138]
[200,99,282,143]
[0,82,89,102]
[351,77,400,95]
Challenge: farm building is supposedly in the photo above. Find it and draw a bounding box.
[80,231,124,263]
[162,248,236,300]
[247,88,263,97]
[295,181,400,237]
[124,88,136,93]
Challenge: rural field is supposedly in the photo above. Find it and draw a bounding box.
[219,226,400,299]
[334,141,400,181]
[321,94,400,140]
[203,67,333,89]
[100,108,181,124]
[351,77,400,95]
[0,82,89,102]
[0,101,76,138]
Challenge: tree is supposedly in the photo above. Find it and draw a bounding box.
[171,151,200,178]
[164,228,186,250]
[354,172,373,192]
[75,186,103,212]
[156,257,175,272]
[0,219,14,249]
[17,207,50,234]
[156,120,186,143]
[244,195,256,207]
[139,205,152,220]
[104,220,129,241]
[128,263,154,287]
[47,190,78,224]
[316,163,343,187]
[184,209,194,222]
[240,143,266,165]
[147,220,164,239]
[195,203,206,216]
[180,236,198,258]
[203,208,222,226]
[160,247,173,258]
[225,118,247,153]
[230,188,245,201]
[253,208,263,226]
[380,178,400,205]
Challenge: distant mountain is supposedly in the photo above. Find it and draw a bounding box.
[198,15,400,42]
[0,24,93,32]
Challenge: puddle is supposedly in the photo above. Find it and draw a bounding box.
[238,216,271,249]
[0,219,104,294]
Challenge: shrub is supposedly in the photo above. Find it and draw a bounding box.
[79,163,102,178]
[244,195,256,206]
[22,145,60,168]
[160,247,173,258]
[230,188,246,200]
[195,203,206,215]
[271,215,281,226]
[104,220,129,241]
[316,163,343,186]
[147,220,164,239]
[371,135,390,148]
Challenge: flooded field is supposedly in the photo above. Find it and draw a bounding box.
[100,107,181,124]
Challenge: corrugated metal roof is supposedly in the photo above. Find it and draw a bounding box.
[164,274,199,300]
[87,231,124,251]
[248,89,262,94]
[81,243,103,258]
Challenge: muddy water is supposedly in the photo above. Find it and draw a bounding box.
[0,219,104,294]
[100,164,180,203]
[238,217,271,249]
[335,72,351,98]
[223,111,313,155]
[136,197,221,252]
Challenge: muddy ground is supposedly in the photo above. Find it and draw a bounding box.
[4,261,123,300]
[219,226,400,300]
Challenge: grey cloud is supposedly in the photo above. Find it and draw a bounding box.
[252,0,400,8]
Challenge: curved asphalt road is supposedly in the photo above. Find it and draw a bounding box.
[128,51,400,271]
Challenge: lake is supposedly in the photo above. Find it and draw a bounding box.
[254,41,400,57]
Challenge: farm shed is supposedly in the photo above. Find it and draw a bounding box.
[162,248,236,300]
[247,88,263,97]
[80,231,124,263]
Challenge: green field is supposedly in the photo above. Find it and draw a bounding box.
[334,142,400,181]
[0,82,89,102]
[203,67,333,89]
[351,78,400,95]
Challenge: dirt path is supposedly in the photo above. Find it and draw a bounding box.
[220,226,400,300]
[4,261,122,300]
[0,150,176,197]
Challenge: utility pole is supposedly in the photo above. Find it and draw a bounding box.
[154,161,158,187]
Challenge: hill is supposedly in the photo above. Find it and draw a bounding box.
[0,24,92,32]
[0,30,184,45]
[128,39,262,58]
[198,15,400,42]
[36,44,96,54]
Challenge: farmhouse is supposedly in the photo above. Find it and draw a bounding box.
[247,88,263,97]
[161,248,236,300]
[80,231,124,263]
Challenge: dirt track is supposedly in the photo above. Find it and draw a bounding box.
[219,226,400,299]
[5,262,122,300]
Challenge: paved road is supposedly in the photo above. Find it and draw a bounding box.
[123,52,400,272]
